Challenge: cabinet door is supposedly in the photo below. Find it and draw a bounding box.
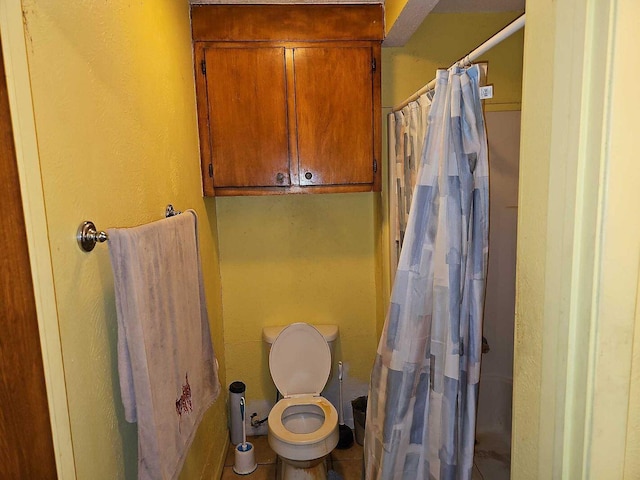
[205,47,290,188]
[293,47,374,186]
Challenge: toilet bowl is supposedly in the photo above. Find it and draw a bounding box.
[267,323,339,480]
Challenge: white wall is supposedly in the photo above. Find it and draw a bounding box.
[477,110,521,435]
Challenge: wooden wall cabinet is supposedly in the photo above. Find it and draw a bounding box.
[191,5,384,196]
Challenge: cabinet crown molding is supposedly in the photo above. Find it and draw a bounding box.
[191,4,384,42]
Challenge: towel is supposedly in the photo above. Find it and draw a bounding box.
[108,210,220,480]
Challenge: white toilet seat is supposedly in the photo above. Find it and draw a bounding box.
[266,323,340,473]
[268,395,338,445]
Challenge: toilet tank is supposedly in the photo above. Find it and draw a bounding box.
[263,324,339,359]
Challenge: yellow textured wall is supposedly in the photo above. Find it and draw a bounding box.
[216,194,378,420]
[21,1,227,478]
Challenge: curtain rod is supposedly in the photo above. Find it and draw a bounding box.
[391,13,525,113]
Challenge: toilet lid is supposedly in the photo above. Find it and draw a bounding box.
[269,323,331,397]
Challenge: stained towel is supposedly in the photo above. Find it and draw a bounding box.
[108,210,220,480]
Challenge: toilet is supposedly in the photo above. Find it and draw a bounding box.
[264,323,339,480]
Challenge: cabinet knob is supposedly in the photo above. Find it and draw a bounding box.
[276,172,285,183]
[304,172,313,180]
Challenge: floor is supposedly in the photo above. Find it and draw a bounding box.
[472,431,511,480]
[221,435,363,480]
[222,432,509,480]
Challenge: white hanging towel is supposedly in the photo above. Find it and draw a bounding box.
[108,210,220,480]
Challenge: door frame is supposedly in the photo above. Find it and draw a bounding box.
[514,0,640,477]
[0,2,75,478]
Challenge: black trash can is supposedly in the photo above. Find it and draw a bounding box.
[351,395,367,446]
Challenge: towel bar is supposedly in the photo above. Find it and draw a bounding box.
[77,204,182,252]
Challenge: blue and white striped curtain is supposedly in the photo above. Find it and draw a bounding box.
[365,65,489,480]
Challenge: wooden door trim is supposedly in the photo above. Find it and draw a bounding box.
[0,3,76,477]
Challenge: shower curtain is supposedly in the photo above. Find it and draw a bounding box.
[365,64,489,480]
[389,92,432,279]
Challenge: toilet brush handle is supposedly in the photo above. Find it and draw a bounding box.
[338,361,344,424]
[240,397,247,448]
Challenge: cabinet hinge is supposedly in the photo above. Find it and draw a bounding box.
[201,59,206,75]
[372,57,377,72]
[208,163,213,177]
[373,159,378,173]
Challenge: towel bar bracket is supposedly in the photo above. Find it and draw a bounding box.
[165,204,181,217]
[77,221,107,252]
[77,204,182,252]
